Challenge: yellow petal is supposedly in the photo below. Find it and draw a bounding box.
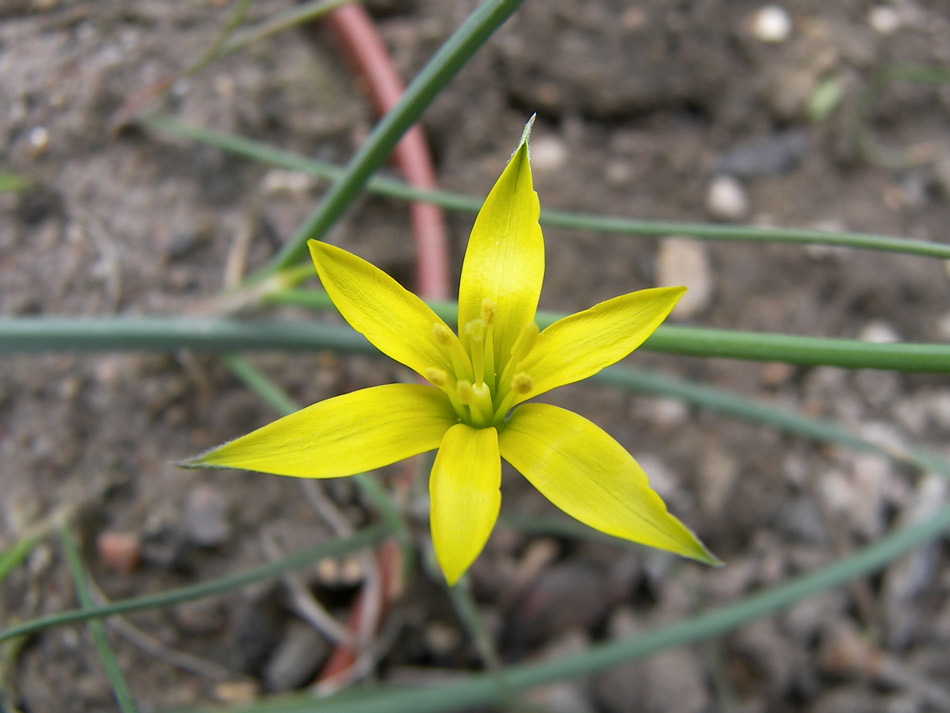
[429,424,501,585]
[499,403,719,564]
[458,139,544,367]
[183,384,456,478]
[515,286,685,404]
[310,240,459,378]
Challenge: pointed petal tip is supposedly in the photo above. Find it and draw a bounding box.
[688,540,725,567]
[518,114,537,151]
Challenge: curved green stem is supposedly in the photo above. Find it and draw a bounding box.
[253,0,525,278]
[853,63,950,169]
[164,504,950,713]
[60,527,139,713]
[0,524,391,645]
[2,314,949,373]
[143,115,950,261]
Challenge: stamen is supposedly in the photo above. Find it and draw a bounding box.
[492,371,534,424]
[432,322,474,382]
[511,372,533,394]
[465,319,487,387]
[432,323,454,346]
[481,300,496,389]
[480,298,496,326]
[465,319,486,344]
[424,368,448,388]
[456,380,476,405]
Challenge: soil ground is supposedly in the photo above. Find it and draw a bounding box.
[2,1,949,712]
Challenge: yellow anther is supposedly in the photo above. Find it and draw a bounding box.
[509,321,539,364]
[456,380,476,405]
[425,368,448,388]
[511,372,533,395]
[432,323,454,346]
[465,318,486,344]
[480,298,496,326]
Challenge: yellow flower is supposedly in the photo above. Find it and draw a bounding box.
[185,123,718,584]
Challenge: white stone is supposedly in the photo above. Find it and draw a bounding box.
[859,320,900,343]
[706,174,749,221]
[868,5,901,35]
[656,237,713,317]
[749,5,793,43]
[528,135,568,173]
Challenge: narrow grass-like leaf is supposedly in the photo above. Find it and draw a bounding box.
[4,313,949,373]
[0,524,391,645]
[0,171,31,193]
[854,64,950,168]
[0,535,39,584]
[167,504,950,713]
[591,365,950,479]
[60,527,139,713]
[257,0,525,276]
[143,115,950,261]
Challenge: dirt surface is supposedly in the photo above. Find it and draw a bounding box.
[2,1,950,712]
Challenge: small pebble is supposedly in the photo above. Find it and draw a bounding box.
[868,5,901,34]
[213,681,260,704]
[28,126,49,151]
[748,5,793,43]
[759,361,796,388]
[705,174,749,221]
[96,531,141,574]
[184,485,231,547]
[263,621,331,692]
[529,135,568,173]
[859,320,900,343]
[717,130,808,178]
[655,237,713,318]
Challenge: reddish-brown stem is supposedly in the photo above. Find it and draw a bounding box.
[324,4,450,300]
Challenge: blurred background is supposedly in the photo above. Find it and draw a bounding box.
[1,1,949,711]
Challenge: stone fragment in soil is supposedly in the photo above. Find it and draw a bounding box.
[717,130,808,177]
[705,175,749,221]
[696,445,740,518]
[655,237,713,319]
[95,530,141,574]
[263,620,331,692]
[522,630,595,713]
[184,484,232,547]
[882,475,949,649]
[596,609,708,713]
[173,598,229,636]
[503,562,613,654]
[746,5,793,43]
[731,618,804,696]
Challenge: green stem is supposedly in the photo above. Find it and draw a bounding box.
[60,527,140,713]
[5,314,948,373]
[854,64,950,169]
[253,0,525,278]
[0,524,391,645]
[172,504,950,713]
[143,115,950,261]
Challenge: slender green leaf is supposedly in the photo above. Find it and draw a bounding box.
[60,527,139,713]
[4,313,949,373]
[143,115,950,261]
[170,504,950,713]
[256,0,525,276]
[0,524,391,644]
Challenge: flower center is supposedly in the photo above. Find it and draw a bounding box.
[426,298,537,428]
